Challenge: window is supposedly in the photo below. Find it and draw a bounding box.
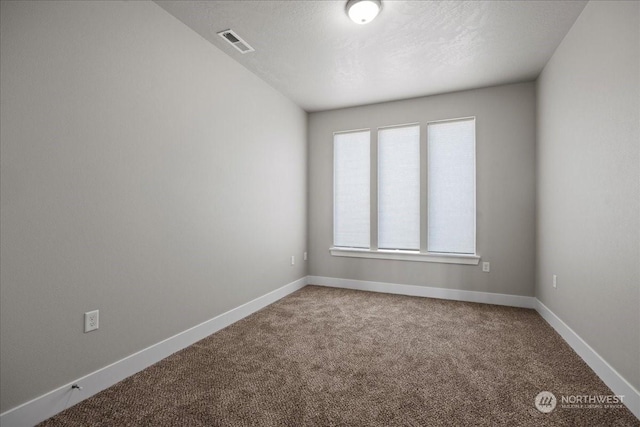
[378,125,420,250]
[331,117,478,265]
[427,118,476,254]
[333,130,370,248]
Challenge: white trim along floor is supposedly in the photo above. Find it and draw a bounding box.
[1,276,637,426]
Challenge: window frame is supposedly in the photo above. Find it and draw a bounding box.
[332,128,372,249]
[330,117,479,265]
[426,116,477,255]
[377,123,421,251]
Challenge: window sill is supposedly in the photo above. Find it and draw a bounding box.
[329,247,480,265]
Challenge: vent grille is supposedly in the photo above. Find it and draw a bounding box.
[217,29,254,54]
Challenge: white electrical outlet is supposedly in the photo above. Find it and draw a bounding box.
[482,262,490,272]
[553,274,557,289]
[291,255,295,266]
[304,252,308,261]
[84,310,99,333]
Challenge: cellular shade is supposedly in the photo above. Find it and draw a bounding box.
[427,118,476,254]
[378,125,420,250]
[334,130,370,248]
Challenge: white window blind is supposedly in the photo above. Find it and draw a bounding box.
[427,118,476,254]
[378,125,420,250]
[334,130,370,248]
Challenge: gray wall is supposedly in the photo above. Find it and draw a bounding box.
[0,0,307,412]
[536,1,639,391]
[308,83,537,297]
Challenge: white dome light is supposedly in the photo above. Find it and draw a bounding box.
[346,0,382,25]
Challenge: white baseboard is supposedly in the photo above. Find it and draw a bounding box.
[0,277,307,427]
[535,300,640,419]
[3,276,637,425]
[307,276,537,308]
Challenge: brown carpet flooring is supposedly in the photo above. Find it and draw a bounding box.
[40,286,639,426]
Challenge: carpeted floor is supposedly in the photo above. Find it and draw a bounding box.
[40,286,639,426]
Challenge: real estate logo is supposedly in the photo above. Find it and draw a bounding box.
[535,391,557,413]
[559,394,624,409]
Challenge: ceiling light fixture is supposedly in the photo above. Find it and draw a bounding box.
[346,0,381,25]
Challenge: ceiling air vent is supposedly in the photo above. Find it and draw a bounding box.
[217,29,254,54]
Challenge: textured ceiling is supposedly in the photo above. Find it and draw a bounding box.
[155,0,587,112]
